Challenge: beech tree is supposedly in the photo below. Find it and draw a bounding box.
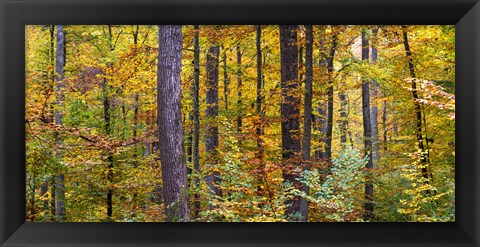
[157,25,190,222]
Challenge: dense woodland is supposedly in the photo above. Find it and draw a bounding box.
[25,25,455,222]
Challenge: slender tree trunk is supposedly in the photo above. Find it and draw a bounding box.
[280,25,301,217]
[370,27,380,164]
[255,25,265,191]
[314,26,328,160]
[382,99,388,152]
[104,25,114,221]
[223,47,229,110]
[325,31,337,160]
[402,26,430,190]
[54,25,66,221]
[236,45,243,133]
[362,29,374,221]
[300,25,313,222]
[131,25,140,218]
[339,91,348,146]
[205,45,221,202]
[157,25,190,222]
[192,25,201,219]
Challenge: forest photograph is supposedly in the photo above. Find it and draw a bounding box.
[25,25,455,222]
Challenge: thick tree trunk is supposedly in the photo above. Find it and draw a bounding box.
[205,45,222,202]
[157,25,190,222]
[279,25,301,217]
[300,25,313,222]
[362,29,374,221]
[236,45,243,133]
[54,25,66,221]
[402,26,431,192]
[192,25,201,219]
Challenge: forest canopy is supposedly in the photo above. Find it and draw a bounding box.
[25,25,455,222]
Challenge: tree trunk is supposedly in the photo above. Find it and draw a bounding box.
[104,25,114,221]
[338,91,348,146]
[300,25,313,222]
[382,100,388,152]
[325,31,337,160]
[54,25,66,221]
[255,25,265,191]
[205,45,221,202]
[157,25,190,222]
[236,45,243,133]
[192,25,201,219]
[362,29,374,221]
[223,47,229,110]
[370,27,380,164]
[314,26,328,160]
[279,25,301,217]
[402,26,431,192]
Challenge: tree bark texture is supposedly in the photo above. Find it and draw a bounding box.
[157,25,190,222]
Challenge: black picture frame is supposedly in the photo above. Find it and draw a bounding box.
[1,0,479,246]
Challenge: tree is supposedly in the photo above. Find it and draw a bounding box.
[192,25,201,219]
[361,28,374,221]
[236,45,243,132]
[300,25,313,221]
[205,44,222,202]
[255,25,265,191]
[54,24,66,221]
[402,26,431,192]
[157,25,190,222]
[370,26,380,163]
[315,26,328,161]
[325,28,338,160]
[279,25,301,217]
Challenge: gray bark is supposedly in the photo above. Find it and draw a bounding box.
[314,26,328,160]
[157,25,190,222]
[54,25,66,221]
[339,91,348,145]
[370,27,380,164]
[362,29,374,221]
